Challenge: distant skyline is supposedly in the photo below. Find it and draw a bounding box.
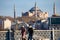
[0,0,60,17]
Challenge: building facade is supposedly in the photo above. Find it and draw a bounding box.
[4,18,11,29]
[48,2,60,30]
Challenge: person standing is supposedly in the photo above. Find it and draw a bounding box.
[28,26,33,40]
[21,26,26,40]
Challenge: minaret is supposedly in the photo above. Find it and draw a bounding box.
[14,4,16,20]
[35,2,37,18]
[22,11,24,17]
[14,4,18,30]
[53,2,56,15]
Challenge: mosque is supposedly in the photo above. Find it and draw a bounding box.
[12,2,49,30]
[22,2,48,20]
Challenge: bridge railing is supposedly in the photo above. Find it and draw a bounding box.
[0,30,60,40]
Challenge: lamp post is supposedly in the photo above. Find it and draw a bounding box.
[52,28,54,40]
[9,25,11,40]
[9,29,11,40]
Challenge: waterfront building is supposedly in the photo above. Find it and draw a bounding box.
[0,16,13,30]
[48,2,60,30]
[4,18,11,29]
[0,16,4,29]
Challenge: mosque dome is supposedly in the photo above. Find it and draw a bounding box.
[29,6,43,13]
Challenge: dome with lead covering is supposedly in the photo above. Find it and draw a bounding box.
[29,7,43,13]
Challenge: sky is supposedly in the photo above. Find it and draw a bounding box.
[0,0,60,17]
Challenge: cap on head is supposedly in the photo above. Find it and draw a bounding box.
[29,26,32,28]
[22,26,24,27]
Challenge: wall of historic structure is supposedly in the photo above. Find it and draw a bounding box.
[0,30,60,40]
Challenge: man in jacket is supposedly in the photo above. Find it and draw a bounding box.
[28,26,33,40]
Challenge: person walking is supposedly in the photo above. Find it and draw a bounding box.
[28,26,33,40]
[21,26,26,40]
